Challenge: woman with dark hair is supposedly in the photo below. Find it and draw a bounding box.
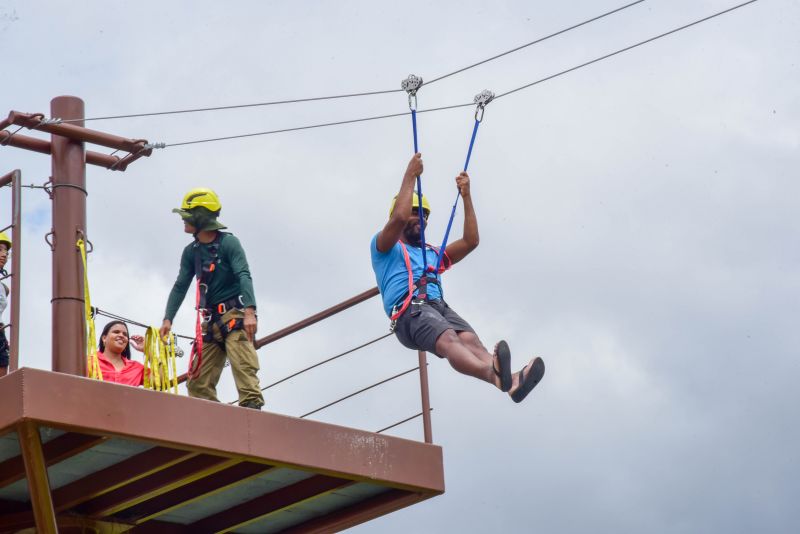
[97,320,146,386]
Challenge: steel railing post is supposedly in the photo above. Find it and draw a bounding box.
[9,169,21,370]
[417,350,433,443]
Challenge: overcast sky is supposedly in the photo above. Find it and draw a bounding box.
[1,0,798,532]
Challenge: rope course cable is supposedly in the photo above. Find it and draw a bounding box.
[93,307,194,343]
[55,0,647,124]
[375,410,431,435]
[157,0,757,149]
[226,331,393,404]
[299,366,420,419]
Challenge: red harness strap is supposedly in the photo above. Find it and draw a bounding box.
[390,241,452,321]
[188,281,204,379]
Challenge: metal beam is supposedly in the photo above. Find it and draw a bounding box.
[188,475,354,533]
[0,431,107,489]
[79,455,238,518]
[17,421,57,533]
[7,110,151,154]
[120,461,273,523]
[53,446,198,512]
[0,131,126,170]
[255,286,379,349]
[282,489,427,534]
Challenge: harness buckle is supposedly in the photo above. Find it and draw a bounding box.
[217,302,226,315]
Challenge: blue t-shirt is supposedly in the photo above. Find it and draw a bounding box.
[370,233,445,317]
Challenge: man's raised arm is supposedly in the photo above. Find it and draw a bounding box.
[375,153,423,252]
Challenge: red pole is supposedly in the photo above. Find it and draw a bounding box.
[50,96,86,376]
[417,350,433,443]
[9,169,21,370]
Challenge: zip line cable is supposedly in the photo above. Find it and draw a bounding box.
[424,0,645,85]
[158,0,758,149]
[57,1,646,124]
[494,0,759,101]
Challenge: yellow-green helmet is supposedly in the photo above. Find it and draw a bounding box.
[172,188,226,231]
[389,192,431,218]
[177,188,221,213]
[0,231,11,250]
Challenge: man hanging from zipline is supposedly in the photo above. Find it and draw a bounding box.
[370,153,544,402]
[160,188,265,409]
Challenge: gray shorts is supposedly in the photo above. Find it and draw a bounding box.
[393,299,474,358]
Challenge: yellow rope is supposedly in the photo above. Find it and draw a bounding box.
[144,327,178,393]
[78,239,102,381]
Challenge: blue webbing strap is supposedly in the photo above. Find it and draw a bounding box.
[435,117,482,273]
[410,108,428,271]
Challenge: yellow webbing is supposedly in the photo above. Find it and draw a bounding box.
[78,239,102,381]
[143,327,178,393]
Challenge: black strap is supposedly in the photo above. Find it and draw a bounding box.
[193,232,227,310]
[202,316,244,343]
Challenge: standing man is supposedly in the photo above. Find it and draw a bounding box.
[371,154,544,403]
[0,232,11,377]
[160,188,264,409]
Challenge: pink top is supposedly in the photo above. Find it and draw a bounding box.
[97,352,144,386]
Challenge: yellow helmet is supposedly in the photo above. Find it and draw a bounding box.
[389,192,431,218]
[0,231,11,250]
[177,188,222,213]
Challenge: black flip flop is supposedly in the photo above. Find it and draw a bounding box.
[510,357,545,403]
[493,340,513,392]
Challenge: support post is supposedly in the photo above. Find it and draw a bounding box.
[18,421,58,533]
[417,350,433,443]
[9,169,20,370]
[51,96,86,376]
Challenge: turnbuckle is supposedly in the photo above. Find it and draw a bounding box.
[473,89,495,122]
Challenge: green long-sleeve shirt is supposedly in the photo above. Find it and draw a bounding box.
[164,233,256,322]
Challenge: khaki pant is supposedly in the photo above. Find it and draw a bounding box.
[187,309,264,407]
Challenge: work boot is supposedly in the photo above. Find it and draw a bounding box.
[240,400,263,410]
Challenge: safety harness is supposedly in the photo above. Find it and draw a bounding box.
[188,231,245,378]
[389,242,452,322]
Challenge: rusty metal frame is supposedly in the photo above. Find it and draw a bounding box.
[0,169,21,371]
[2,110,153,172]
[17,421,58,533]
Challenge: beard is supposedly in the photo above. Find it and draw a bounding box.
[402,219,425,246]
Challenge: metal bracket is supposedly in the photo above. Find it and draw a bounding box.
[76,230,93,254]
[44,231,55,251]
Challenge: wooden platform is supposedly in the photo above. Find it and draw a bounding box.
[0,368,444,533]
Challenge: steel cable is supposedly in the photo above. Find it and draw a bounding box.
[159,0,758,148]
[57,1,647,124]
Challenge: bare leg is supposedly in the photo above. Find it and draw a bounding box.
[0,367,6,378]
[456,331,493,365]
[435,329,502,389]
